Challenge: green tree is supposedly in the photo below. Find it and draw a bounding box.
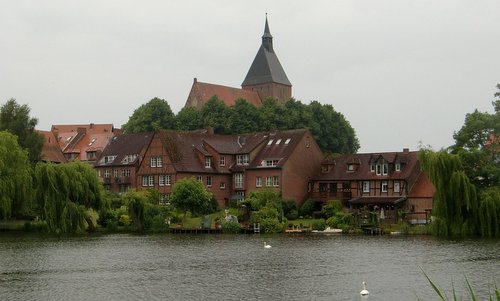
[226,99,261,134]
[33,162,104,233]
[478,186,500,237]
[419,150,479,237]
[200,96,231,134]
[451,99,500,188]
[0,131,33,219]
[170,177,213,216]
[308,101,359,154]
[283,98,312,130]
[124,190,146,232]
[0,99,44,163]
[175,106,203,131]
[122,97,175,133]
[258,98,288,131]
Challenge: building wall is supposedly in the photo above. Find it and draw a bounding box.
[242,82,291,103]
[281,132,323,205]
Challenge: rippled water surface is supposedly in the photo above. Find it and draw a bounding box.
[0,233,499,301]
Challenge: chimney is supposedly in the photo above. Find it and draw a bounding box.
[193,77,197,84]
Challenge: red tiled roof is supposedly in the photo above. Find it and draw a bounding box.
[51,124,120,161]
[38,131,67,163]
[187,81,262,108]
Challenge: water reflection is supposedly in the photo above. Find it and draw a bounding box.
[0,234,499,300]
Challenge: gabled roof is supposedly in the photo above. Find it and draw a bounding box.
[187,80,262,108]
[38,130,67,163]
[95,132,153,167]
[409,171,435,198]
[248,129,309,168]
[314,150,420,181]
[51,123,121,161]
[242,17,291,87]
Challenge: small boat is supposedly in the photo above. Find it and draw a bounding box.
[311,227,342,234]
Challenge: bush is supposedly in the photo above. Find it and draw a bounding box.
[285,209,298,220]
[311,219,326,231]
[321,200,342,218]
[221,221,241,234]
[148,215,169,233]
[299,199,314,218]
[24,221,49,233]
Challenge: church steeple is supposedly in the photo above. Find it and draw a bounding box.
[262,15,273,52]
[241,15,292,103]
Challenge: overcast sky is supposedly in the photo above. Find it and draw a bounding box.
[1,1,499,153]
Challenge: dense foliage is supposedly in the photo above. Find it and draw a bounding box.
[0,131,33,219]
[420,85,500,237]
[33,162,104,233]
[169,177,213,216]
[0,98,44,163]
[122,97,176,133]
[123,96,360,154]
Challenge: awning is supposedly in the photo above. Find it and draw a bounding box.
[348,196,407,205]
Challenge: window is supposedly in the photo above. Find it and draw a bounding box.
[264,159,280,167]
[206,176,212,187]
[383,164,388,175]
[121,169,130,177]
[104,169,110,178]
[275,139,282,145]
[122,154,137,164]
[321,165,329,173]
[236,154,249,165]
[113,170,119,178]
[150,157,162,167]
[395,163,401,171]
[376,164,381,175]
[363,181,370,193]
[104,155,116,164]
[381,181,388,192]
[370,164,375,172]
[284,138,291,145]
[219,155,225,166]
[256,176,262,187]
[87,151,96,160]
[272,176,280,187]
[219,182,226,190]
[205,157,211,168]
[142,176,148,187]
[148,175,154,187]
[319,183,327,192]
[197,175,202,182]
[266,176,272,187]
[159,175,171,186]
[150,157,156,167]
[394,182,400,193]
[348,164,354,171]
[234,173,243,189]
[267,139,274,146]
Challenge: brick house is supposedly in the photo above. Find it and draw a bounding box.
[136,129,323,207]
[309,149,435,223]
[51,123,121,163]
[184,16,291,109]
[38,130,67,163]
[94,132,153,193]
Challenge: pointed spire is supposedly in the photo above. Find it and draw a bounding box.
[262,14,273,52]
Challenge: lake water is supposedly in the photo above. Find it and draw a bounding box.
[0,233,499,301]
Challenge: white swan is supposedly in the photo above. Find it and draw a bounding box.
[360,281,369,295]
[264,242,272,249]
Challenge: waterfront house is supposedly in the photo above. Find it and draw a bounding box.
[309,149,434,223]
[136,129,323,207]
[94,132,153,193]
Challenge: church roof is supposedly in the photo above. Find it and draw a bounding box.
[187,80,262,108]
[242,17,291,87]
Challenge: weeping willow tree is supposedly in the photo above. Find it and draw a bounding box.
[419,149,479,237]
[34,162,104,233]
[0,131,33,219]
[478,187,500,237]
[124,190,146,232]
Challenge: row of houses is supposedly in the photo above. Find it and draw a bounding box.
[39,123,435,223]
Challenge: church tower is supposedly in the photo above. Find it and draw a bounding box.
[242,16,292,103]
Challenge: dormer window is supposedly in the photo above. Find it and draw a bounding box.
[370,164,375,172]
[236,154,249,165]
[395,162,401,171]
[205,157,211,168]
[263,159,279,167]
[321,165,329,173]
[347,164,355,171]
[104,155,117,164]
[383,163,388,175]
